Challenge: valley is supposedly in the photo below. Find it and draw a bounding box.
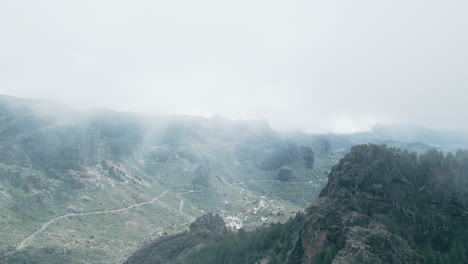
[1,95,466,264]
[127,145,468,264]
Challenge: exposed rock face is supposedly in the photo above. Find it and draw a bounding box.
[189,213,225,233]
[301,146,315,169]
[124,144,468,264]
[316,137,332,154]
[257,142,315,170]
[300,197,419,264]
[295,144,465,264]
[278,167,295,181]
[319,144,421,200]
[107,165,126,182]
[257,142,299,170]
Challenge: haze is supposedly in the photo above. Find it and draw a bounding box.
[0,0,467,133]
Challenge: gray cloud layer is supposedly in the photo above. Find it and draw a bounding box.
[1,0,467,133]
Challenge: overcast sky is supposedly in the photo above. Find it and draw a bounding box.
[0,0,467,133]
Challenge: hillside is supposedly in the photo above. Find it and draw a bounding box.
[0,96,336,263]
[129,145,468,263]
[2,95,466,264]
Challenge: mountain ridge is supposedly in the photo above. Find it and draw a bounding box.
[128,144,468,263]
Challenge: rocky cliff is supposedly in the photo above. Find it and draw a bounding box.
[132,144,468,264]
[297,144,468,263]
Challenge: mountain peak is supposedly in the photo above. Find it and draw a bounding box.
[319,144,421,201]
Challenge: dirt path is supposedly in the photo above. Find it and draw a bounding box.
[179,197,184,212]
[3,178,326,262]
[4,188,192,261]
[231,179,314,186]
[175,190,200,221]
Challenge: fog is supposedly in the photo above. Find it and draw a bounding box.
[0,0,467,133]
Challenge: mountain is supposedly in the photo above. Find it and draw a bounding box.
[0,95,335,263]
[2,95,466,264]
[320,123,468,155]
[128,144,468,263]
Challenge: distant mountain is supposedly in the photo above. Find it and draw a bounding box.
[130,145,468,264]
[318,123,468,155]
[2,95,467,264]
[371,123,468,150]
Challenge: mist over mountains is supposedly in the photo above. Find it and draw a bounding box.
[1,95,468,264]
[127,144,468,264]
[1,0,467,263]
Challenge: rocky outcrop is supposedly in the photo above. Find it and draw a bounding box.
[124,145,468,264]
[316,137,332,154]
[256,142,315,170]
[189,213,226,233]
[278,167,295,181]
[301,146,315,169]
[295,144,466,263]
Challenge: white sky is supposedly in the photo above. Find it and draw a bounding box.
[1,0,467,133]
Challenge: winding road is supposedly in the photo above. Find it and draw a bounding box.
[230,179,321,186]
[4,188,195,261]
[175,190,200,221]
[3,178,325,262]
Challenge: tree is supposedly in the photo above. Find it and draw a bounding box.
[323,244,336,264]
[237,228,245,238]
[435,250,444,264]
[424,249,437,264]
[420,148,444,169]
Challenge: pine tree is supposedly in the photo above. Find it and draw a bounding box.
[435,250,444,264]
[425,249,437,264]
[323,244,336,264]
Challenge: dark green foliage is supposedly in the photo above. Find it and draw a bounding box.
[419,148,445,170]
[315,244,336,264]
[176,213,304,264]
[277,167,294,181]
[127,146,468,264]
[422,220,468,264]
[395,149,468,264]
[386,217,401,235]
[181,147,468,264]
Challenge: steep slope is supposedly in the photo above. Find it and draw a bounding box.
[0,96,333,264]
[2,95,460,264]
[301,145,468,263]
[147,144,468,264]
[124,213,227,264]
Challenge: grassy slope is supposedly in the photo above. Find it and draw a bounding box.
[0,114,337,264]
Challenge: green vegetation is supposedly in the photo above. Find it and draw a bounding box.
[176,213,304,264]
[0,96,335,263]
[149,146,468,264]
[3,96,468,264]
[314,244,336,264]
